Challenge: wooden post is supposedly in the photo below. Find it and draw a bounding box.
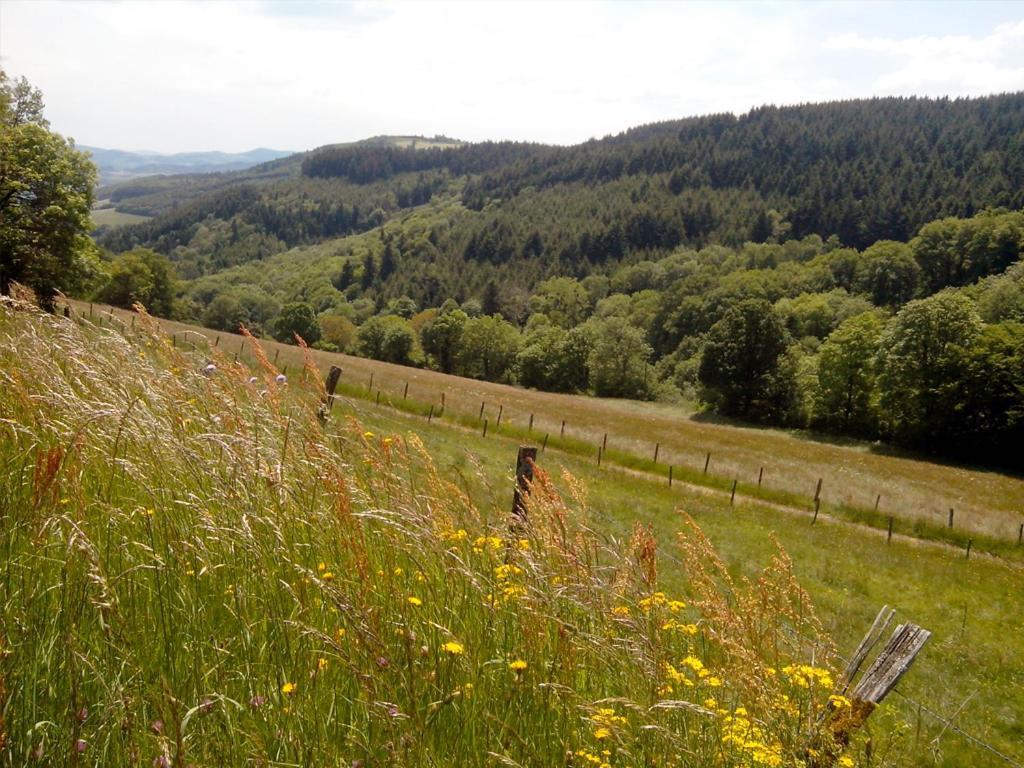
[653,442,659,463]
[215,335,220,347]
[757,467,764,487]
[89,303,94,318]
[815,609,931,767]
[597,445,602,466]
[273,348,279,365]
[887,516,893,542]
[368,372,374,391]
[528,413,534,432]
[703,452,710,474]
[730,479,737,506]
[541,433,549,453]
[324,365,342,412]
[1019,523,1023,545]
[874,494,881,512]
[497,404,503,428]
[560,420,565,437]
[602,432,607,452]
[403,381,409,400]
[512,446,538,521]
[282,364,289,375]
[172,334,177,347]
[440,392,446,411]
[427,405,434,423]
[479,401,485,420]
[948,508,954,528]
[965,539,973,559]
[813,497,820,523]
[131,314,135,328]
[668,466,673,487]
[376,390,381,406]
[482,419,489,437]
[814,477,823,501]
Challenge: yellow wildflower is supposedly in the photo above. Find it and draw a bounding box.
[593,727,611,740]
[281,681,296,695]
[317,658,329,671]
[611,605,631,617]
[442,641,464,655]
[509,659,528,672]
[407,596,422,606]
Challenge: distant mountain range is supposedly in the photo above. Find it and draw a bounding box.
[82,146,295,184]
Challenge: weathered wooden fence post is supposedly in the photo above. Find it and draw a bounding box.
[602,432,607,452]
[482,419,488,437]
[427,405,434,423]
[541,433,549,453]
[368,371,374,391]
[703,452,711,474]
[874,494,881,512]
[668,466,673,488]
[653,442,659,463]
[730,479,737,506]
[814,607,930,767]
[528,413,534,432]
[887,516,894,542]
[497,404,503,428]
[324,365,342,412]
[511,446,538,522]
[758,466,764,487]
[479,401,485,420]
[560,420,566,438]
[403,381,409,400]
[948,508,954,528]
[440,392,446,412]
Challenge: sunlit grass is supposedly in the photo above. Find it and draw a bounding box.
[0,300,898,767]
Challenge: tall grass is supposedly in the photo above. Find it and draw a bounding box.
[0,298,896,766]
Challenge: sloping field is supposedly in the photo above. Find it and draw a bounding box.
[77,303,1024,550]
[25,302,1024,766]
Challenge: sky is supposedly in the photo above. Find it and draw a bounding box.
[2,0,1024,154]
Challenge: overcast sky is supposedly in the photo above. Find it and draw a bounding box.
[2,0,1023,154]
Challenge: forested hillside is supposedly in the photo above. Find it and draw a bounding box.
[90,94,1024,466]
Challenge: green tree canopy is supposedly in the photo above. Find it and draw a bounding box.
[0,70,98,307]
[456,315,520,382]
[586,316,655,399]
[812,311,884,435]
[274,302,321,345]
[96,248,176,317]
[698,299,790,420]
[357,314,416,365]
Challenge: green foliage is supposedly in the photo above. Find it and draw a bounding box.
[698,300,791,421]
[586,317,655,400]
[877,292,982,446]
[96,248,177,317]
[812,312,884,435]
[357,314,417,365]
[318,314,357,353]
[202,293,248,333]
[855,241,921,307]
[419,307,467,373]
[0,70,97,307]
[517,322,593,393]
[455,314,520,383]
[274,301,321,345]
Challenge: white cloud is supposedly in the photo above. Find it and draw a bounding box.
[1,1,1021,152]
[825,20,1024,95]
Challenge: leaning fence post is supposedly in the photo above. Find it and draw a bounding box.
[703,452,711,474]
[427,405,434,423]
[541,433,549,453]
[813,607,930,768]
[730,479,737,506]
[757,466,764,487]
[653,443,659,463]
[403,381,409,400]
[497,404,503,428]
[479,401,485,420]
[511,446,538,521]
[324,365,342,412]
[482,419,488,437]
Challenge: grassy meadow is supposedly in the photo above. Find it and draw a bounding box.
[5,299,1016,767]
[2,298,896,768]
[77,302,1024,556]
